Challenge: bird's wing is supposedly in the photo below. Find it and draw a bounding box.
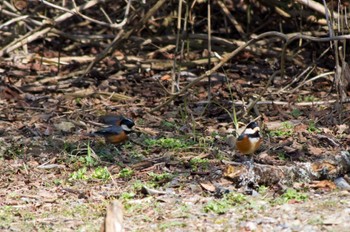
[237,134,246,141]
[94,126,123,135]
[100,115,125,126]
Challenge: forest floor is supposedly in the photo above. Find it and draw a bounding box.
[1,1,350,230]
[1,54,350,231]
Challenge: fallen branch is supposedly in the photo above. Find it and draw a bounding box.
[223,151,350,186]
[195,97,350,107]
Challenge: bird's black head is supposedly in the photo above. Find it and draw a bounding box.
[243,121,260,138]
[246,121,259,130]
[120,118,135,133]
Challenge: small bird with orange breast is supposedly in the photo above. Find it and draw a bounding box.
[235,121,262,155]
[92,117,135,145]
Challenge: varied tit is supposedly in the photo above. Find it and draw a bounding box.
[93,118,135,145]
[235,121,262,155]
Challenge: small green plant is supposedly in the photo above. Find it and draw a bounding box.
[189,158,210,171]
[82,143,98,166]
[210,131,219,137]
[269,122,294,137]
[179,204,190,214]
[120,192,135,200]
[0,205,15,224]
[161,120,177,129]
[137,118,145,125]
[128,150,145,160]
[79,155,97,167]
[91,166,110,180]
[69,167,88,181]
[53,179,63,186]
[121,142,133,150]
[258,185,268,195]
[197,136,215,147]
[307,121,320,133]
[307,216,324,225]
[3,141,27,159]
[132,180,144,192]
[225,192,246,204]
[204,199,231,214]
[297,95,317,102]
[274,188,308,204]
[75,97,82,104]
[204,192,247,214]
[68,143,99,167]
[278,152,286,160]
[291,108,301,118]
[148,172,174,183]
[118,168,134,179]
[145,138,193,149]
[159,221,187,230]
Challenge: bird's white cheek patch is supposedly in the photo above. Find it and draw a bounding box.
[249,137,260,143]
[121,124,131,131]
[244,128,255,135]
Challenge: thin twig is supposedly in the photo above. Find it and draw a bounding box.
[0,0,101,57]
[171,0,183,94]
[83,0,167,75]
[207,0,212,100]
[243,70,281,117]
[40,0,130,28]
[280,34,350,78]
[217,0,245,37]
[151,31,289,112]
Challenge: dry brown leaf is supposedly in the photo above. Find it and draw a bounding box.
[135,126,158,136]
[309,180,336,190]
[294,123,308,133]
[336,124,348,134]
[321,127,333,134]
[223,165,246,179]
[54,121,75,132]
[312,162,337,174]
[160,74,171,81]
[308,145,324,156]
[199,182,216,192]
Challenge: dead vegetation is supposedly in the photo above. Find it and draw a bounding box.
[1,0,350,231]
